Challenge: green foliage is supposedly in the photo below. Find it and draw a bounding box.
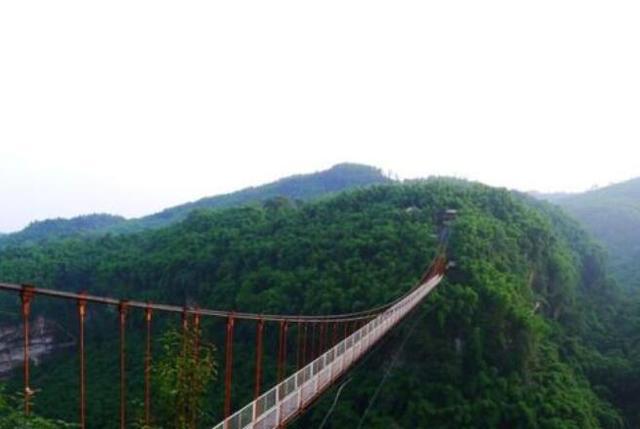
[145,325,217,429]
[116,163,390,233]
[0,163,389,247]
[0,388,72,428]
[0,179,637,428]
[0,214,126,249]
[543,177,640,291]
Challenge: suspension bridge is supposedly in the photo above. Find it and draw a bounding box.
[0,214,455,429]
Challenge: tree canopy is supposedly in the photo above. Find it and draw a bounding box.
[0,179,638,428]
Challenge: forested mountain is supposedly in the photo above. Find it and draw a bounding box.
[111,162,391,233]
[540,178,640,290]
[0,214,126,248]
[0,180,638,428]
[0,163,390,247]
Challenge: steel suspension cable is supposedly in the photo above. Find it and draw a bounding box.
[0,252,444,326]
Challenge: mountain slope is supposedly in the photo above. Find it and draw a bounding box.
[547,178,640,290]
[114,162,391,233]
[0,214,126,248]
[0,163,391,246]
[0,180,637,428]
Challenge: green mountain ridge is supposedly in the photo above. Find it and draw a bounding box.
[0,163,391,248]
[113,162,392,233]
[0,214,127,248]
[537,177,640,290]
[0,179,638,428]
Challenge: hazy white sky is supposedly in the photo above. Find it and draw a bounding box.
[1,1,639,233]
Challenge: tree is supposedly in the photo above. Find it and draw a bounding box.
[0,387,72,429]
[142,322,217,429]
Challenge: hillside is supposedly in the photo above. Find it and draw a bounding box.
[0,163,391,247]
[0,180,638,428]
[544,178,640,290]
[113,162,392,233]
[0,214,126,248]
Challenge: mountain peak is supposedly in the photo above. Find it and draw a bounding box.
[124,163,391,231]
[0,163,392,245]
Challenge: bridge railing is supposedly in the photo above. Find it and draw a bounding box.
[213,274,443,429]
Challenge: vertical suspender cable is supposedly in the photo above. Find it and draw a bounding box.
[20,285,34,416]
[224,314,235,418]
[282,321,288,380]
[254,319,264,399]
[296,320,303,370]
[318,323,325,357]
[180,308,189,422]
[277,320,289,383]
[276,321,284,383]
[301,323,308,366]
[312,323,318,360]
[277,320,289,429]
[324,322,330,350]
[119,301,128,429]
[78,296,87,429]
[194,312,201,360]
[192,312,201,429]
[144,306,152,427]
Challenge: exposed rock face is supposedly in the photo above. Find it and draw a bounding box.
[0,316,75,376]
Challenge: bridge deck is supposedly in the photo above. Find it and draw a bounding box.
[213,275,443,429]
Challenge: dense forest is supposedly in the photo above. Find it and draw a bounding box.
[112,162,392,233]
[0,214,126,249]
[540,178,640,291]
[0,179,638,428]
[0,163,391,249]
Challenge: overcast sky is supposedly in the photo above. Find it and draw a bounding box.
[1,1,639,233]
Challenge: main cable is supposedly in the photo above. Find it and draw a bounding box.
[0,254,440,324]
